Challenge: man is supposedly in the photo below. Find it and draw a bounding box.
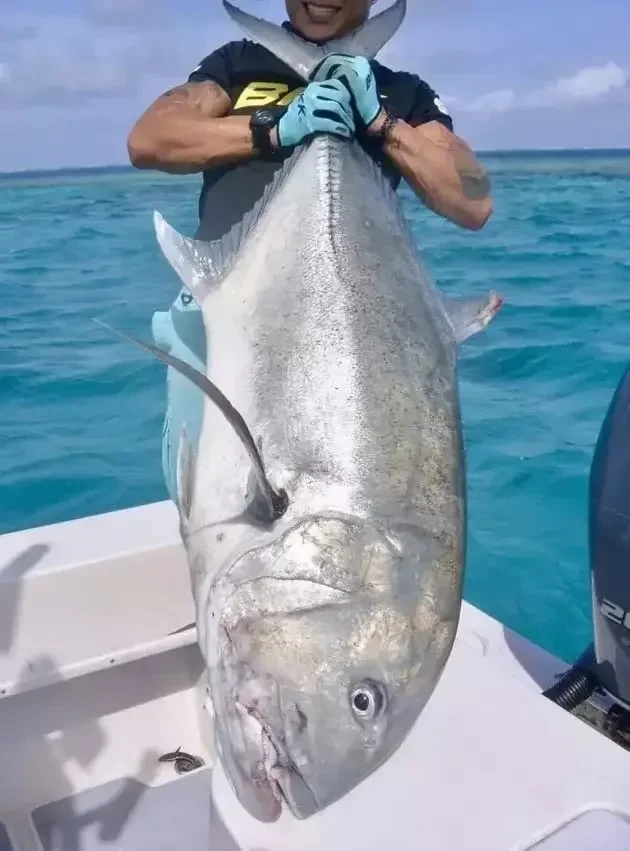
[127,0,493,502]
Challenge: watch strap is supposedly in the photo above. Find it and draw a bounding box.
[372,108,401,148]
[249,111,277,160]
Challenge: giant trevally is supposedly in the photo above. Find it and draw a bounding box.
[103,0,502,824]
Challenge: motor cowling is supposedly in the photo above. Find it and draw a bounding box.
[590,364,630,708]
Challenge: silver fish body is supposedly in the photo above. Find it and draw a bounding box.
[117,0,502,824]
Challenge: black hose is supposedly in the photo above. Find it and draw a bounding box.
[542,645,598,711]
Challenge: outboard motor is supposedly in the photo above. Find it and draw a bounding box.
[544,364,630,735]
[590,363,630,709]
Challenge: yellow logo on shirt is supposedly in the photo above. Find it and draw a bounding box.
[234,82,305,110]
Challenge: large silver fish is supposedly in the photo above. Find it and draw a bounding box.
[107,0,502,824]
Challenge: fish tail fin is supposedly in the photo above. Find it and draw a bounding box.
[222,0,407,81]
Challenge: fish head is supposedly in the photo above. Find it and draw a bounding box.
[209,515,459,821]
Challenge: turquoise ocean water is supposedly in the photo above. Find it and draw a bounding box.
[1,149,629,664]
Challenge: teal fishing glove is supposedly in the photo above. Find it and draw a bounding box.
[276,79,356,148]
[313,54,382,129]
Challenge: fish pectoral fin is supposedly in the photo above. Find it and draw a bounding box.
[443,292,504,344]
[222,0,406,79]
[93,320,289,525]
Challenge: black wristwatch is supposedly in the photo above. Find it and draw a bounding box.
[249,109,278,160]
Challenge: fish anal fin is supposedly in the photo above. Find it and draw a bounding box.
[443,292,504,344]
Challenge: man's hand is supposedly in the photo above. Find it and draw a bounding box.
[314,55,492,231]
[313,54,382,130]
[276,79,356,148]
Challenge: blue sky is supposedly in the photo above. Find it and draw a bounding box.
[0,0,628,171]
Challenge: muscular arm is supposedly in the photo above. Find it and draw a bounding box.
[371,114,493,231]
[127,80,261,174]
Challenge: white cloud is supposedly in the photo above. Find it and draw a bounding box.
[0,16,137,104]
[448,89,516,115]
[0,8,241,107]
[1,0,628,168]
[453,62,628,115]
[526,61,628,106]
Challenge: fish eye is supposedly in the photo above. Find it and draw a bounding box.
[350,680,386,721]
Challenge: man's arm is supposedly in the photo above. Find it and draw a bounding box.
[127,79,262,174]
[312,60,492,232]
[371,114,493,231]
[127,45,268,172]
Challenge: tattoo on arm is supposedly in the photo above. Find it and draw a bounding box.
[419,124,491,201]
[402,121,492,203]
[378,114,402,151]
[455,161,491,201]
[153,80,231,119]
[384,122,401,151]
[446,136,491,202]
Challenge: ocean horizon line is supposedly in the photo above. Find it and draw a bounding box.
[1,146,630,181]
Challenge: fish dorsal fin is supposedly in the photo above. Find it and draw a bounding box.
[222,0,407,81]
[153,149,304,305]
[93,320,289,525]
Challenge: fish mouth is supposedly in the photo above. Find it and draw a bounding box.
[229,700,319,821]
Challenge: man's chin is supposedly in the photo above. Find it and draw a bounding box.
[303,2,340,25]
[294,3,345,41]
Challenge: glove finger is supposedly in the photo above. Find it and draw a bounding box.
[313,86,354,122]
[311,53,354,81]
[330,70,359,106]
[324,67,379,126]
[326,60,354,83]
[319,65,357,87]
[316,79,353,103]
[312,105,355,132]
[313,56,334,81]
[322,94,354,123]
[317,70,361,116]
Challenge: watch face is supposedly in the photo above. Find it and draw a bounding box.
[252,109,277,129]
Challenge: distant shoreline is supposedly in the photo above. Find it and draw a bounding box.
[1,147,629,181]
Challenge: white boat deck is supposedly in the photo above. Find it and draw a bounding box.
[1,501,629,850]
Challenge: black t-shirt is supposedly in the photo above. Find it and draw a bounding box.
[187,35,454,240]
